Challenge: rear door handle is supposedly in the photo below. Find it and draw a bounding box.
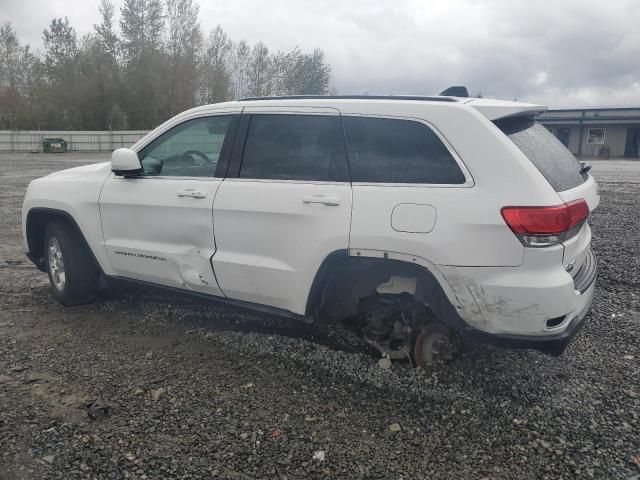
[177,189,207,199]
[302,195,341,206]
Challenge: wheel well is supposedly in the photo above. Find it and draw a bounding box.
[26,209,100,273]
[306,253,466,332]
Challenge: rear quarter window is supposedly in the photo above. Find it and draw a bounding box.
[343,116,466,184]
[494,116,587,192]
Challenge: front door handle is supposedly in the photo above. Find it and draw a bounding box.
[177,189,207,199]
[302,195,341,206]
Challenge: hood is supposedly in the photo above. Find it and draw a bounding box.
[44,161,111,180]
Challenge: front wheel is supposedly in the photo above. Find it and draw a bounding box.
[44,220,99,306]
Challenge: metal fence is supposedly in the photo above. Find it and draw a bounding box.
[0,130,149,152]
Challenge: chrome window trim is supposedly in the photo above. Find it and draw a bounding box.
[114,174,223,181]
[221,178,350,186]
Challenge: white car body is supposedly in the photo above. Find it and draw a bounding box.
[22,95,599,355]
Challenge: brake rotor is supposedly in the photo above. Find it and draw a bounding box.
[414,323,451,368]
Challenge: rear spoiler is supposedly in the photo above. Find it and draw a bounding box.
[464,98,548,121]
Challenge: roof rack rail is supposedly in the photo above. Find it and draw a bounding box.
[240,95,458,102]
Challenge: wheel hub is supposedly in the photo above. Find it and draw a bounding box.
[414,324,451,368]
[47,237,65,291]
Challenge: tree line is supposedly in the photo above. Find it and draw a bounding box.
[0,0,333,130]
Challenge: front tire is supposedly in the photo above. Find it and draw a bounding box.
[44,220,99,306]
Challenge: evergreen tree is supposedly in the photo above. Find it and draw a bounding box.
[164,0,202,116]
[42,17,80,128]
[120,0,165,128]
[200,25,232,103]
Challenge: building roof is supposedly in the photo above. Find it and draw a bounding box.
[546,105,640,112]
[539,106,640,123]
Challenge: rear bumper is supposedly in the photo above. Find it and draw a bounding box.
[438,248,597,355]
[460,277,595,355]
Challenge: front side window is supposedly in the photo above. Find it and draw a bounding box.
[587,128,605,145]
[139,115,232,177]
[342,116,466,184]
[239,114,348,181]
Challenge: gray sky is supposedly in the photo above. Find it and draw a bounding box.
[2,0,639,107]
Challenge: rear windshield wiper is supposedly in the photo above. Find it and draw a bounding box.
[579,161,591,174]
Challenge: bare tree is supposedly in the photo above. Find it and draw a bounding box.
[231,40,250,99]
[246,42,270,97]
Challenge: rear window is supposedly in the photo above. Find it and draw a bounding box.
[495,116,587,192]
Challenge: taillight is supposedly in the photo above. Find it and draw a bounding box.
[501,199,589,247]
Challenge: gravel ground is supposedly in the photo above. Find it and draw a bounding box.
[1,153,639,480]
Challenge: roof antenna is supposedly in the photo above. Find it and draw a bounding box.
[439,86,469,97]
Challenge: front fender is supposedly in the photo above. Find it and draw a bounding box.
[22,163,114,275]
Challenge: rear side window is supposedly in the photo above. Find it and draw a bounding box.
[495,116,586,192]
[342,116,466,184]
[239,114,348,181]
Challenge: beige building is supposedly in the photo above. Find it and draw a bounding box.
[538,107,640,158]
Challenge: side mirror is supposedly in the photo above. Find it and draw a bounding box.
[111,148,142,176]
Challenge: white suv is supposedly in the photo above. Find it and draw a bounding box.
[22,92,598,366]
